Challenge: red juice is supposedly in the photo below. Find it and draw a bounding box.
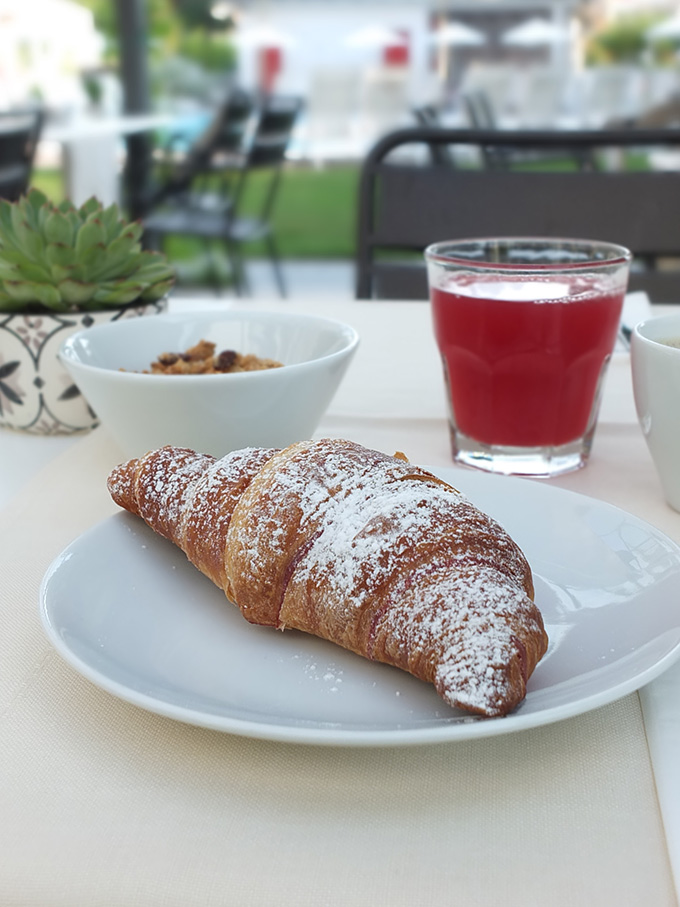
[430,275,624,448]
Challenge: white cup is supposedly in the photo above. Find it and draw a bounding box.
[631,313,680,512]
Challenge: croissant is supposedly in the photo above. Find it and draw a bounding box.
[107,439,548,717]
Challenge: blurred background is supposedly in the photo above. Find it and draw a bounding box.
[4,0,680,296]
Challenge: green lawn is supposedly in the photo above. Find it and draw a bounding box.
[30,163,360,263]
[30,169,64,204]
[271,164,359,258]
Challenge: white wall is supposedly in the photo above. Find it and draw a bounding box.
[234,3,440,107]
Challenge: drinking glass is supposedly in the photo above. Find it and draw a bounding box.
[425,237,631,477]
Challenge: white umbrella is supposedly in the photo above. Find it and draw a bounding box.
[343,25,407,49]
[647,14,680,41]
[501,17,569,47]
[429,22,485,47]
[232,25,297,48]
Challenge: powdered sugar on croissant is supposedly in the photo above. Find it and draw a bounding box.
[108,439,548,717]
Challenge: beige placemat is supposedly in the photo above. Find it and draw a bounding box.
[0,430,676,907]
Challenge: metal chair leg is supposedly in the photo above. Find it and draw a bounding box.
[265,233,286,298]
[225,241,249,296]
[204,240,224,296]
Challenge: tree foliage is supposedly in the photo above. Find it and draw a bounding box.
[171,0,236,31]
[74,0,180,60]
[73,0,235,71]
[586,12,672,65]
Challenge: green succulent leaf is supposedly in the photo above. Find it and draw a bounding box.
[4,280,63,307]
[79,197,103,218]
[19,226,45,262]
[133,257,175,282]
[78,243,109,278]
[140,277,174,300]
[44,211,74,246]
[9,208,45,262]
[75,218,107,255]
[27,188,48,212]
[45,242,76,269]
[57,279,97,305]
[22,191,47,230]
[66,210,81,237]
[100,203,122,240]
[124,221,144,244]
[0,192,173,311]
[92,281,146,305]
[0,263,18,282]
[0,247,52,280]
[37,202,55,233]
[94,235,143,281]
[57,199,78,215]
[10,204,26,243]
[50,264,76,282]
[0,261,48,283]
[0,199,14,243]
[19,199,37,232]
[139,249,171,265]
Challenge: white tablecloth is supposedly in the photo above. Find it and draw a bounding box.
[1,296,679,906]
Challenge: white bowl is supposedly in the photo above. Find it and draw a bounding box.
[59,310,359,458]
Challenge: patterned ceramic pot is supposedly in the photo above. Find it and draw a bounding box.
[0,298,168,435]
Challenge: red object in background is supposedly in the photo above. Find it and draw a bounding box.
[383,30,409,67]
[259,46,282,93]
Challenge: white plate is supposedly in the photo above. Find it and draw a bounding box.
[40,468,680,746]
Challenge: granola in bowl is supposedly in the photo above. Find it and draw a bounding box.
[146,340,283,375]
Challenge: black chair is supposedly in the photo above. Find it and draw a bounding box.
[0,109,43,201]
[355,126,680,302]
[412,105,457,168]
[462,91,596,172]
[144,95,303,297]
[147,88,255,212]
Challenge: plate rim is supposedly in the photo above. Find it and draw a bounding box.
[39,468,680,747]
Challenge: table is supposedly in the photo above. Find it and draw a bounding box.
[2,296,680,906]
[41,113,177,207]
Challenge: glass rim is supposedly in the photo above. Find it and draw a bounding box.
[424,237,632,271]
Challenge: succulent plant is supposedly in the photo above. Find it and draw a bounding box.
[0,189,175,312]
